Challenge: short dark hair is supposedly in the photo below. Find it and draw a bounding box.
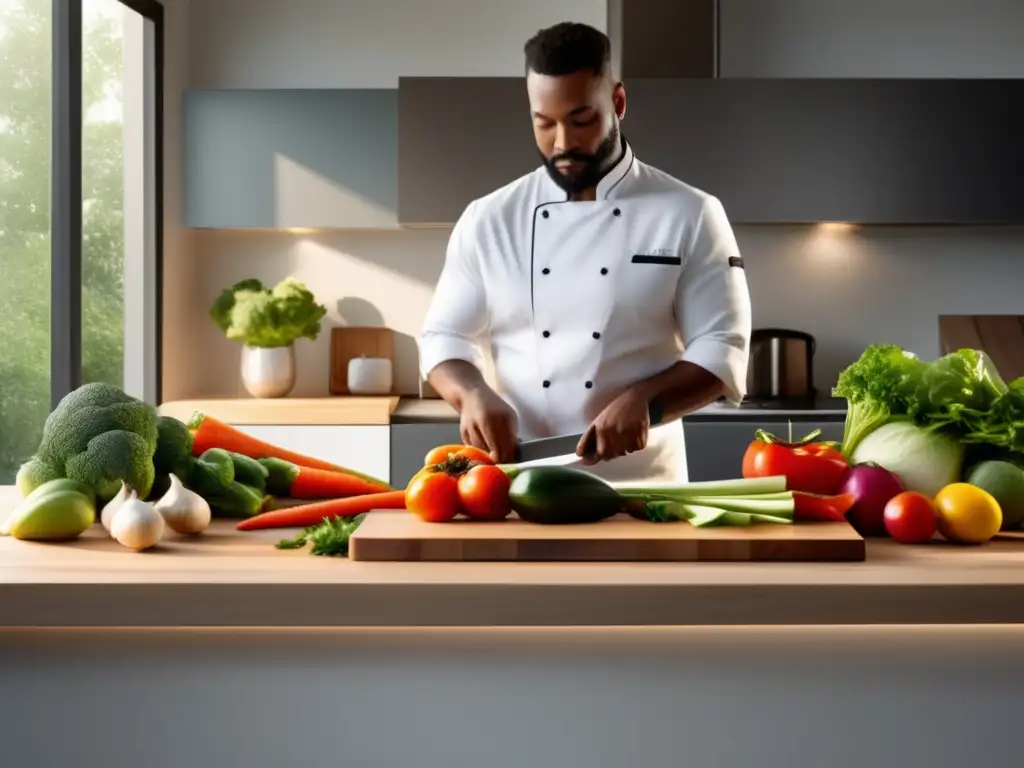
[524,22,612,78]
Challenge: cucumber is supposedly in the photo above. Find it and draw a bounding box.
[508,466,625,524]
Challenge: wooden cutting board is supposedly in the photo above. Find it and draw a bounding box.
[939,315,1024,381]
[348,512,866,562]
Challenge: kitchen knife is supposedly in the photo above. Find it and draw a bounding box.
[512,399,664,463]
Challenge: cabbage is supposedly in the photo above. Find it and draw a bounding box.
[850,420,964,496]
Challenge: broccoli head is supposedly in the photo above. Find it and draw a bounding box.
[65,430,156,502]
[208,276,326,348]
[154,415,196,480]
[17,382,159,502]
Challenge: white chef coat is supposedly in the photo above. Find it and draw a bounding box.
[419,140,752,483]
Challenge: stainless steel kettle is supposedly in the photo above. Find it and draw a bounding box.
[746,328,816,401]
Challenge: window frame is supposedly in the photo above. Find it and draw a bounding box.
[50,0,165,409]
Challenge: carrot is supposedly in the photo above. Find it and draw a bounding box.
[236,490,406,531]
[187,411,392,489]
[259,457,388,497]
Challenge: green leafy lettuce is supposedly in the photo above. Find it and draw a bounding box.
[210,277,327,348]
[833,344,1024,459]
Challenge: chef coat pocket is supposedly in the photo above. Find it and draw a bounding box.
[631,254,682,265]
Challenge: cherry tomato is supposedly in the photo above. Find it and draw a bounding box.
[406,471,462,522]
[457,464,512,520]
[423,444,495,466]
[741,429,849,496]
[883,491,938,544]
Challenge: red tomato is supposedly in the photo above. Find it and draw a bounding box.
[423,444,495,466]
[457,464,512,520]
[741,430,849,495]
[406,471,462,522]
[883,491,938,543]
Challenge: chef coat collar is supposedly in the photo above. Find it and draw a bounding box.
[595,137,636,201]
[539,137,638,203]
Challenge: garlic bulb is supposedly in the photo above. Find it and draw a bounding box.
[154,473,211,534]
[110,491,164,551]
[101,482,131,531]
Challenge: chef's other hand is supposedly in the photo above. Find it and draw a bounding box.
[460,388,518,463]
[577,390,650,464]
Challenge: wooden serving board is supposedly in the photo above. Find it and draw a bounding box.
[939,314,1024,381]
[348,512,866,562]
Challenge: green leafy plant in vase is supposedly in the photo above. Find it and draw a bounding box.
[210,277,328,398]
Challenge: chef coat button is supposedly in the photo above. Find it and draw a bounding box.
[585,381,593,389]
[542,330,550,338]
[600,267,608,275]
[613,208,621,216]
[592,331,601,339]
[543,380,551,388]
[541,210,549,219]
[542,267,550,275]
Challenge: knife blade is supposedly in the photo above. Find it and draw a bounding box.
[511,398,665,463]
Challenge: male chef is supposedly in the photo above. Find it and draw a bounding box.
[418,21,752,482]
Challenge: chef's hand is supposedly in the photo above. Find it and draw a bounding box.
[460,387,518,463]
[577,389,650,464]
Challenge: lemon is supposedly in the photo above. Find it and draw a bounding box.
[933,483,1002,544]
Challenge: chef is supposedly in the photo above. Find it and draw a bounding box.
[418,21,752,483]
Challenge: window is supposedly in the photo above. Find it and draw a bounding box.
[0,0,162,484]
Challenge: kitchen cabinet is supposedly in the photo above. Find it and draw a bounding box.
[183,89,399,229]
[398,76,1024,225]
[390,423,462,489]
[625,78,1024,224]
[233,425,391,485]
[683,420,844,482]
[397,77,539,225]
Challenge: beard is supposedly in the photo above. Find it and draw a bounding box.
[541,122,622,196]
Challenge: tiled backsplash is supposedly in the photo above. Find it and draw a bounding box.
[185,224,1024,399]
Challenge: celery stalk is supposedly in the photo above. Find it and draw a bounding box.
[682,495,795,519]
[612,475,787,497]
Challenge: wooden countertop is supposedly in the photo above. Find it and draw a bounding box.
[157,396,401,425]
[155,397,846,427]
[3,488,1024,628]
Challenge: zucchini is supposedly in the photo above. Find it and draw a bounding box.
[508,466,625,524]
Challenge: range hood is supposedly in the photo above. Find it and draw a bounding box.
[607,0,719,79]
[396,1,1024,226]
[601,0,1024,225]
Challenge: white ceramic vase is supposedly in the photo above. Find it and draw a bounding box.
[240,344,296,398]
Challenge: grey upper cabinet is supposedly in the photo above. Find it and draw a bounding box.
[625,78,1024,224]
[184,89,399,229]
[398,78,540,225]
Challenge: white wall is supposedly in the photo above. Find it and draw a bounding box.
[158,0,198,402]
[189,0,607,88]
[176,0,1024,400]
